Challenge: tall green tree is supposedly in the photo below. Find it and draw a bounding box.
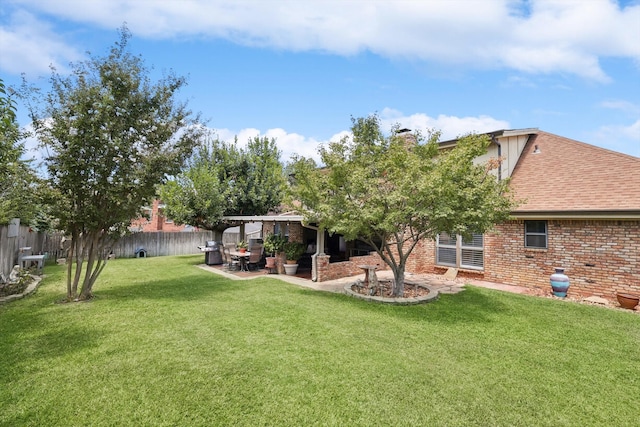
[290,114,516,297]
[28,27,203,301]
[0,78,39,225]
[160,134,286,230]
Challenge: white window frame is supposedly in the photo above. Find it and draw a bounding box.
[436,232,484,270]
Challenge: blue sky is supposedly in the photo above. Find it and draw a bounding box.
[2,0,639,163]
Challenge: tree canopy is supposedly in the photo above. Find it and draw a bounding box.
[160,134,286,231]
[27,27,203,301]
[0,78,39,225]
[289,114,516,296]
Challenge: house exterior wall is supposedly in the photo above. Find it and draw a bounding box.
[261,221,303,243]
[261,221,305,274]
[472,133,529,179]
[130,200,190,232]
[406,219,640,300]
[316,253,386,282]
[486,219,639,299]
[288,223,304,244]
[262,222,275,236]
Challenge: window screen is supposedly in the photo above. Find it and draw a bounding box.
[525,220,547,248]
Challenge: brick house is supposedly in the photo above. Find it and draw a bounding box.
[130,199,195,232]
[406,129,640,300]
[224,129,639,300]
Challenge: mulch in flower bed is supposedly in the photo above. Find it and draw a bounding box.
[351,279,431,298]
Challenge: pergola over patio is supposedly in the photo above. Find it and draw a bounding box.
[220,213,383,282]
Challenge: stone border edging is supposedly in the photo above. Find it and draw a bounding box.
[0,275,43,304]
[343,281,439,305]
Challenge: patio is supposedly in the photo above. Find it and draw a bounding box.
[202,263,312,281]
[199,262,637,311]
[199,263,536,297]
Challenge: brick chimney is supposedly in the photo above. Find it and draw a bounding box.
[396,128,417,149]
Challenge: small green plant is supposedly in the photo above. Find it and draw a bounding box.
[237,240,248,249]
[284,241,305,262]
[263,233,287,256]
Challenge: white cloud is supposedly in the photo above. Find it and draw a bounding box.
[210,111,511,165]
[0,10,82,76]
[211,127,325,163]
[18,122,50,177]
[591,119,640,157]
[4,0,639,81]
[600,99,640,115]
[379,108,510,141]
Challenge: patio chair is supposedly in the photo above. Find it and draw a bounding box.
[247,245,263,271]
[222,247,240,271]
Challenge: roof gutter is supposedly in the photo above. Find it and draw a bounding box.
[221,215,305,223]
[511,210,640,220]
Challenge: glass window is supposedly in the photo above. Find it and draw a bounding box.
[437,232,484,270]
[461,234,484,269]
[525,220,547,248]
[274,223,289,237]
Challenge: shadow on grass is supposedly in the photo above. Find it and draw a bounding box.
[1,316,105,384]
[95,270,250,301]
[25,325,105,360]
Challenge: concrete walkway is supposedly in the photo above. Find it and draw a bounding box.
[198,265,534,296]
[196,265,639,311]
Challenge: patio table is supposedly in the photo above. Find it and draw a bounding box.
[229,250,251,272]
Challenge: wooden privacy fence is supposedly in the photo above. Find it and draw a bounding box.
[1,227,221,277]
[0,224,46,278]
[111,231,220,258]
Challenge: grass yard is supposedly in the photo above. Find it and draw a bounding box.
[1,255,638,426]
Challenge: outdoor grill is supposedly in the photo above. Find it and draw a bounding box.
[199,241,222,265]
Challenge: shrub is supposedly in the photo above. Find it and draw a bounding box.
[284,241,305,262]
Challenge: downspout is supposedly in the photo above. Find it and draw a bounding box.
[491,135,502,181]
[302,220,323,282]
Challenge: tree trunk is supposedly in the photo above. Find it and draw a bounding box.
[79,232,111,300]
[79,232,99,300]
[65,230,110,301]
[391,263,405,297]
[72,232,87,298]
[65,238,74,300]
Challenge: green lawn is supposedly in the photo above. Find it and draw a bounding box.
[1,255,638,426]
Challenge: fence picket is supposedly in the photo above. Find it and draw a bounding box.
[1,228,222,277]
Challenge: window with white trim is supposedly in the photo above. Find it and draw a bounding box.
[524,220,547,249]
[436,232,484,270]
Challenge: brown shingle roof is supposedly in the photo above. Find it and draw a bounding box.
[509,131,640,215]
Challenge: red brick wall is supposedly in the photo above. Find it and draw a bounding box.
[261,222,303,243]
[316,253,386,282]
[406,239,436,274]
[130,200,190,232]
[486,219,639,299]
[288,223,304,244]
[406,219,640,300]
[262,222,276,236]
